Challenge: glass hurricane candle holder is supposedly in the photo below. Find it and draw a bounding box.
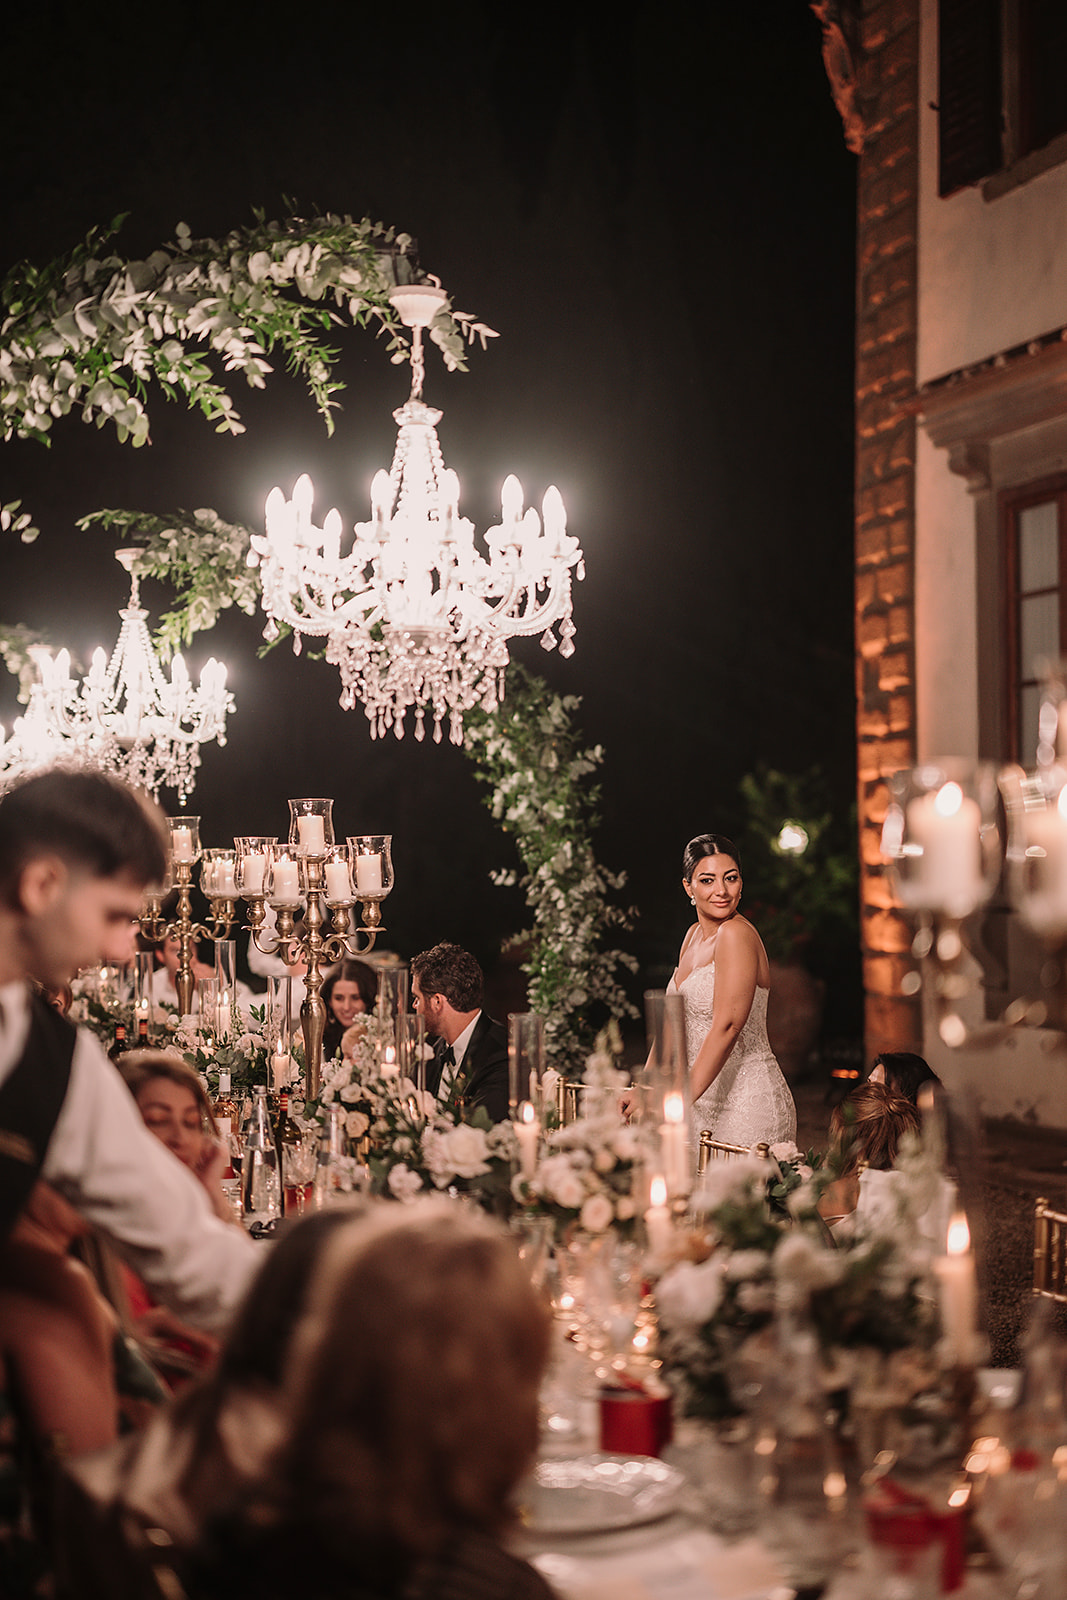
[1000,764,1067,941]
[508,1013,546,1116]
[288,798,334,857]
[348,834,393,901]
[268,848,302,906]
[200,848,237,901]
[166,816,201,881]
[322,844,354,906]
[881,762,1002,918]
[235,837,276,899]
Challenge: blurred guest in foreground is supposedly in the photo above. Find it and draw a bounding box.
[62,1201,555,1600]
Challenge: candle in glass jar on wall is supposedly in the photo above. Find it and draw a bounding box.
[905,781,982,908]
[355,853,382,894]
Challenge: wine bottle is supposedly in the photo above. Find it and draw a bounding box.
[108,1021,128,1061]
[136,1015,150,1048]
[241,1086,281,1225]
[213,1069,241,1129]
[275,1088,309,1216]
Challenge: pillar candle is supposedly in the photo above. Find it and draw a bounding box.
[645,1174,674,1257]
[355,853,383,894]
[934,1213,978,1367]
[272,855,299,900]
[242,854,266,895]
[217,860,236,896]
[515,1101,540,1178]
[904,782,983,910]
[324,859,352,901]
[660,1091,689,1197]
[297,814,326,854]
[171,826,194,863]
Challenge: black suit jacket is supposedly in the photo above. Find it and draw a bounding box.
[428,1012,509,1124]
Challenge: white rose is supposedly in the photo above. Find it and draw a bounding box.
[657,1255,726,1329]
[773,1231,844,1294]
[614,1195,635,1221]
[611,1126,638,1162]
[579,1193,614,1233]
[771,1141,802,1163]
[593,1148,616,1174]
[437,1124,491,1180]
[543,1167,586,1210]
[340,1083,363,1103]
[387,1164,423,1201]
[724,1249,771,1282]
[345,1110,369,1140]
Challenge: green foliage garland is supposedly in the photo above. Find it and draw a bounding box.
[0,207,495,541]
[464,667,638,1070]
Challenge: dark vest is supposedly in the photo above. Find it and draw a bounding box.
[0,992,77,1238]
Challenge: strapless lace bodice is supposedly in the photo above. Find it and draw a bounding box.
[670,963,796,1148]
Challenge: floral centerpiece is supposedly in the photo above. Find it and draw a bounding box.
[512,1028,654,1240]
[171,1003,301,1097]
[656,1145,940,1421]
[299,1024,517,1212]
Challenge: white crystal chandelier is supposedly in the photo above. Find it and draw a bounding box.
[0,549,233,803]
[249,283,585,744]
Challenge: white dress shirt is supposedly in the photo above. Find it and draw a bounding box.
[436,1011,481,1104]
[0,981,257,1333]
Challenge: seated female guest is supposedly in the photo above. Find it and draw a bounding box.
[62,1203,554,1600]
[865,1049,942,1106]
[320,958,378,1063]
[116,1052,237,1380]
[818,1080,920,1233]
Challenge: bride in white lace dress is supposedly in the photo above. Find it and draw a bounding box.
[671,833,796,1149]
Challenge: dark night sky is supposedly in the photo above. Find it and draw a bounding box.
[0,1,858,1008]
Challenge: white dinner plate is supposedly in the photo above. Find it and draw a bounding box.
[520,1453,685,1536]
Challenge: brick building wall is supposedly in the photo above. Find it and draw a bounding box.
[853,0,923,1053]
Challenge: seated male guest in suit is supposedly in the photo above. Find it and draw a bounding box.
[411,943,509,1123]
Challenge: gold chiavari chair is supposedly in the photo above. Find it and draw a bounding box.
[1033,1196,1067,1303]
[696,1131,770,1176]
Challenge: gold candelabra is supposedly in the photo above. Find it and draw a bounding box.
[143,805,392,1099]
[138,816,236,1017]
[243,863,385,1099]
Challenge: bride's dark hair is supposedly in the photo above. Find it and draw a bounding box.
[682,833,741,881]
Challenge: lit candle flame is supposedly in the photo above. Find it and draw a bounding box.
[935,780,964,818]
[664,1091,685,1125]
[650,1174,668,1208]
[947,1212,971,1255]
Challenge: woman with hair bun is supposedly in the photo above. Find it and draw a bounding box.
[672,832,796,1149]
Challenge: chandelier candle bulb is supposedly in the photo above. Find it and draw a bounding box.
[515,1101,540,1177]
[905,782,983,910]
[660,1091,689,1197]
[355,853,382,895]
[645,1174,674,1257]
[935,1212,978,1367]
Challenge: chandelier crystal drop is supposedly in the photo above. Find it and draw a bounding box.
[249,283,585,745]
[0,549,233,803]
